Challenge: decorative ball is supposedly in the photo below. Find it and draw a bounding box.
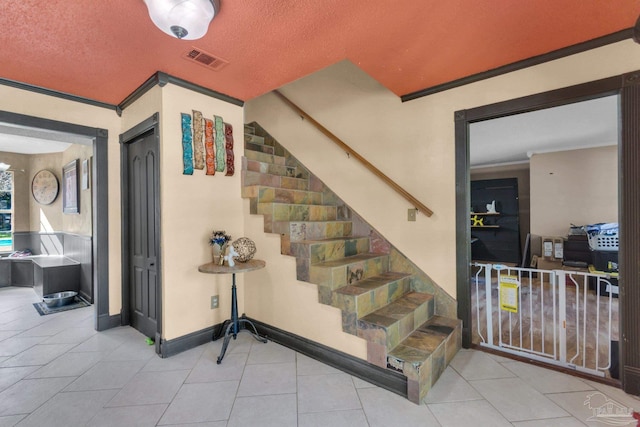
[232,237,256,262]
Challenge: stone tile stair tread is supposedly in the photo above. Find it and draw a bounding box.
[258,201,332,209]
[245,134,265,143]
[245,185,322,197]
[388,315,458,364]
[293,236,370,245]
[242,153,285,161]
[245,189,323,205]
[272,220,354,235]
[388,344,432,365]
[243,170,307,182]
[277,220,353,226]
[312,252,385,268]
[245,142,275,154]
[360,292,432,325]
[335,272,411,295]
[243,151,286,164]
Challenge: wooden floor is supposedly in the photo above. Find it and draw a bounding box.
[471,269,618,378]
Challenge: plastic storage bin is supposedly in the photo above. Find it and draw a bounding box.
[586,223,618,251]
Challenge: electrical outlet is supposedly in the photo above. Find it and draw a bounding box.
[408,209,417,221]
[211,295,219,309]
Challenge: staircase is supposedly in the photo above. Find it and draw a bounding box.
[241,123,461,404]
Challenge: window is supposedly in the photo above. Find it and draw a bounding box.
[0,171,13,252]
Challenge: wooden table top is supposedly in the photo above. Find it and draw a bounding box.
[198,259,265,275]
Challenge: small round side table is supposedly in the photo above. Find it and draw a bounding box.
[198,259,267,364]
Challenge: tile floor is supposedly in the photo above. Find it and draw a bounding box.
[1,286,639,426]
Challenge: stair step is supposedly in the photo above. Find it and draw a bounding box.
[357,292,434,353]
[245,140,274,155]
[257,203,338,232]
[243,151,286,166]
[289,236,370,263]
[242,170,309,190]
[244,134,265,145]
[333,272,412,334]
[273,220,353,241]
[278,221,355,255]
[306,253,389,289]
[244,157,298,178]
[387,315,462,403]
[243,186,323,206]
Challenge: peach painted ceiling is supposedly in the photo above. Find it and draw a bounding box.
[0,0,639,105]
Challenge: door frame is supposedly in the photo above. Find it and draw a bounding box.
[455,70,640,395]
[0,110,110,330]
[119,113,163,354]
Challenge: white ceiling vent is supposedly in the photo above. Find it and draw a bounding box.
[183,48,229,71]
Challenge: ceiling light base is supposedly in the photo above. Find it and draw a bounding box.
[144,0,221,40]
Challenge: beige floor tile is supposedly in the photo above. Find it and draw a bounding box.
[428,399,512,427]
[358,387,440,427]
[227,394,297,427]
[450,349,516,381]
[298,409,369,427]
[237,362,297,396]
[511,417,588,427]
[548,390,636,427]
[424,366,482,404]
[502,360,595,394]
[298,373,361,414]
[470,377,569,422]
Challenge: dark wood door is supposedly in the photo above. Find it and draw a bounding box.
[127,131,158,338]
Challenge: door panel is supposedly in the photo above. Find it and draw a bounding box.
[128,131,158,339]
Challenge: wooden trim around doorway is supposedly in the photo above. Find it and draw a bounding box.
[454,71,640,395]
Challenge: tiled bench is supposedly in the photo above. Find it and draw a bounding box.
[0,255,80,298]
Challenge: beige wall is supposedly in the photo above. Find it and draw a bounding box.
[29,152,62,232]
[0,152,30,232]
[530,146,618,236]
[2,145,91,254]
[25,144,92,238]
[158,84,245,340]
[244,40,640,358]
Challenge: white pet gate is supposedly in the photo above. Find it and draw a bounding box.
[472,263,618,377]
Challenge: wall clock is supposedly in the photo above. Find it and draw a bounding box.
[31,169,59,205]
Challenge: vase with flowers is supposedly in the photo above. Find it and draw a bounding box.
[209,230,231,265]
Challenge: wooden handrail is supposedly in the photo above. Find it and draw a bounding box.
[273,90,434,217]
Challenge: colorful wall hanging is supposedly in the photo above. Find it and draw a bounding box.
[224,122,234,176]
[192,110,205,170]
[180,113,194,175]
[214,115,225,172]
[204,118,215,175]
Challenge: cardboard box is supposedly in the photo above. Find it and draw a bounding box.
[553,237,564,260]
[542,236,565,260]
[536,258,563,271]
[543,237,554,260]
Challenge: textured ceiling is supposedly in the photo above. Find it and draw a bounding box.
[0,1,639,105]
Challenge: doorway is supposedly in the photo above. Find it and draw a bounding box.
[0,110,110,330]
[455,71,640,395]
[120,113,162,351]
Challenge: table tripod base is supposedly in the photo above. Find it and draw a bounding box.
[217,318,267,364]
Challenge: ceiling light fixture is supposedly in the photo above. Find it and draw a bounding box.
[144,0,221,40]
[0,163,10,172]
